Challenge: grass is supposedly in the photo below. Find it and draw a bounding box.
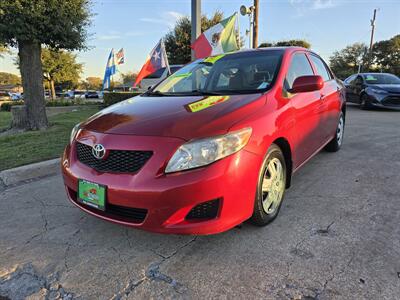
[0,108,99,171]
[0,111,12,131]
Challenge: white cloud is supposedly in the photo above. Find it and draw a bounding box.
[312,0,336,10]
[288,0,338,17]
[97,34,122,40]
[140,11,184,27]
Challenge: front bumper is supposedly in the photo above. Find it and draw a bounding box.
[61,130,262,235]
[369,93,400,110]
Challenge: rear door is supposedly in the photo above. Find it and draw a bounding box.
[308,54,341,142]
[284,52,324,167]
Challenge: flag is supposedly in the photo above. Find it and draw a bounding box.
[102,49,116,90]
[116,48,125,65]
[191,13,239,59]
[134,39,169,88]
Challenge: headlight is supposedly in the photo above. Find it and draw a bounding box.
[165,127,252,173]
[370,88,387,94]
[70,123,81,144]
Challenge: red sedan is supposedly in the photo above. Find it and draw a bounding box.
[62,47,345,235]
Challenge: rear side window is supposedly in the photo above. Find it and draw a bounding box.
[310,55,331,81]
[285,53,314,90]
[344,74,356,84]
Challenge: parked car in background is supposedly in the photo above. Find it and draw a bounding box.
[140,64,183,90]
[344,73,400,109]
[85,91,99,99]
[63,47,345,235]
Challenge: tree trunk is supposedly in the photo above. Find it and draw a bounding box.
[50,80,56,100]
[17,40,48,130]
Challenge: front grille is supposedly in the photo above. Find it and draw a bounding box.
[68,187,147,223]
[76,142,152,173]
[186,199,221,220]
[383,96,400,106]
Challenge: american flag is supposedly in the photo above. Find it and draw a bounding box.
[115,48,124,65]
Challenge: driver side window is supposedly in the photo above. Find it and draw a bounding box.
[284,53,314,91]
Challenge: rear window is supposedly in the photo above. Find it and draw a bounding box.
[364,74,400,84]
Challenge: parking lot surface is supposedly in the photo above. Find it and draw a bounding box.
[1,105,399,299]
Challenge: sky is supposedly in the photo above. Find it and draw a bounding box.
[1,0,399,80]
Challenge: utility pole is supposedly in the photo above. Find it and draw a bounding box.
[368,8,377,68]
[191,0,201,61]
[253,0,259,48]
[369,9,377,52]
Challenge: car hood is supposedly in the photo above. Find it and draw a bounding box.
[81,93,265,140]
[369,84,400,93]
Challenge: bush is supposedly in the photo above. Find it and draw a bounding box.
[0,101,24,111]
[104,92,142,106]
[0,100,101,111]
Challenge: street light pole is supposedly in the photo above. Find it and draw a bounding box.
[191,0,201,61]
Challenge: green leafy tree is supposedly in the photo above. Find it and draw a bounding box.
[164,12,224,64]
[121,72,137,84]
[0,72,21,85]
[81,77,102,90]
[42,48,83,99]
[259,39,311,49]
[329,43,368,79]
[373,35,400,76]
[0,0,91,130]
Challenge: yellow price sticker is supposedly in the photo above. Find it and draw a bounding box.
[187,95,230,112]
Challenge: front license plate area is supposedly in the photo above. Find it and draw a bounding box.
[78,179,106,211]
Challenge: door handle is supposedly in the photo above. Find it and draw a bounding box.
[320,94,325,100]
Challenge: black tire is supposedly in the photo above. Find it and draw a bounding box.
[325,112,345,152]
[360,94,372,110]
[250,144,287,226]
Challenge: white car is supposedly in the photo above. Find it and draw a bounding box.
[140,65,183,90]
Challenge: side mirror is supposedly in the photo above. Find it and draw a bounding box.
[289,75,324,93]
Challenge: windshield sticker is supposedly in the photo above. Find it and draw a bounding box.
[187,95,230,112]
[171,72,192,78]
[366,75,377,81]
[257,82,269,89]
[204,54,226,64]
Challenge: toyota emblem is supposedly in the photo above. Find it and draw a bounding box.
[92,144,106,160]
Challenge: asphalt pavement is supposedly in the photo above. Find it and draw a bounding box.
[1,104,399,299]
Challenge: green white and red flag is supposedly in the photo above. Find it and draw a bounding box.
[191,13,239,59]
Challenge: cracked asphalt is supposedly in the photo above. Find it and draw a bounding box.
[1,104,400,299]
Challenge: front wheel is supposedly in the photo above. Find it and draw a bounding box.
[360,94,372,110]
[250,144,287,226]
[325,112,345,152]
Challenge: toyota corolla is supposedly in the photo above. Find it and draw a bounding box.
[62,47,346,235]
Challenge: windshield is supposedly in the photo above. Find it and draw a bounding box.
[364,74,400,85]
[150,50,283,96]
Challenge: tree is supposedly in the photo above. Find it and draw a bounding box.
[259,39,311,49]
[81,77,102,90]
[164,12,224,64]
[373,35,400,76]
[120,72,137,84]
[0,72,21,85]
[41,48,83,98]
[329,43,368,79]
[0,0,91,130]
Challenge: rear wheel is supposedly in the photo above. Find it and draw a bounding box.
[360,94,372,110]
[325,112,344,152]
[250,144,287,226]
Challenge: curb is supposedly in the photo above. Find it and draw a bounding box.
[0,158,60,187]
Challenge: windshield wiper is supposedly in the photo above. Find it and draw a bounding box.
[144,90,169,97]
[188,89,225,95]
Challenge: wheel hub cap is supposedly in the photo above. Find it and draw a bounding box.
[261,158,285,214]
